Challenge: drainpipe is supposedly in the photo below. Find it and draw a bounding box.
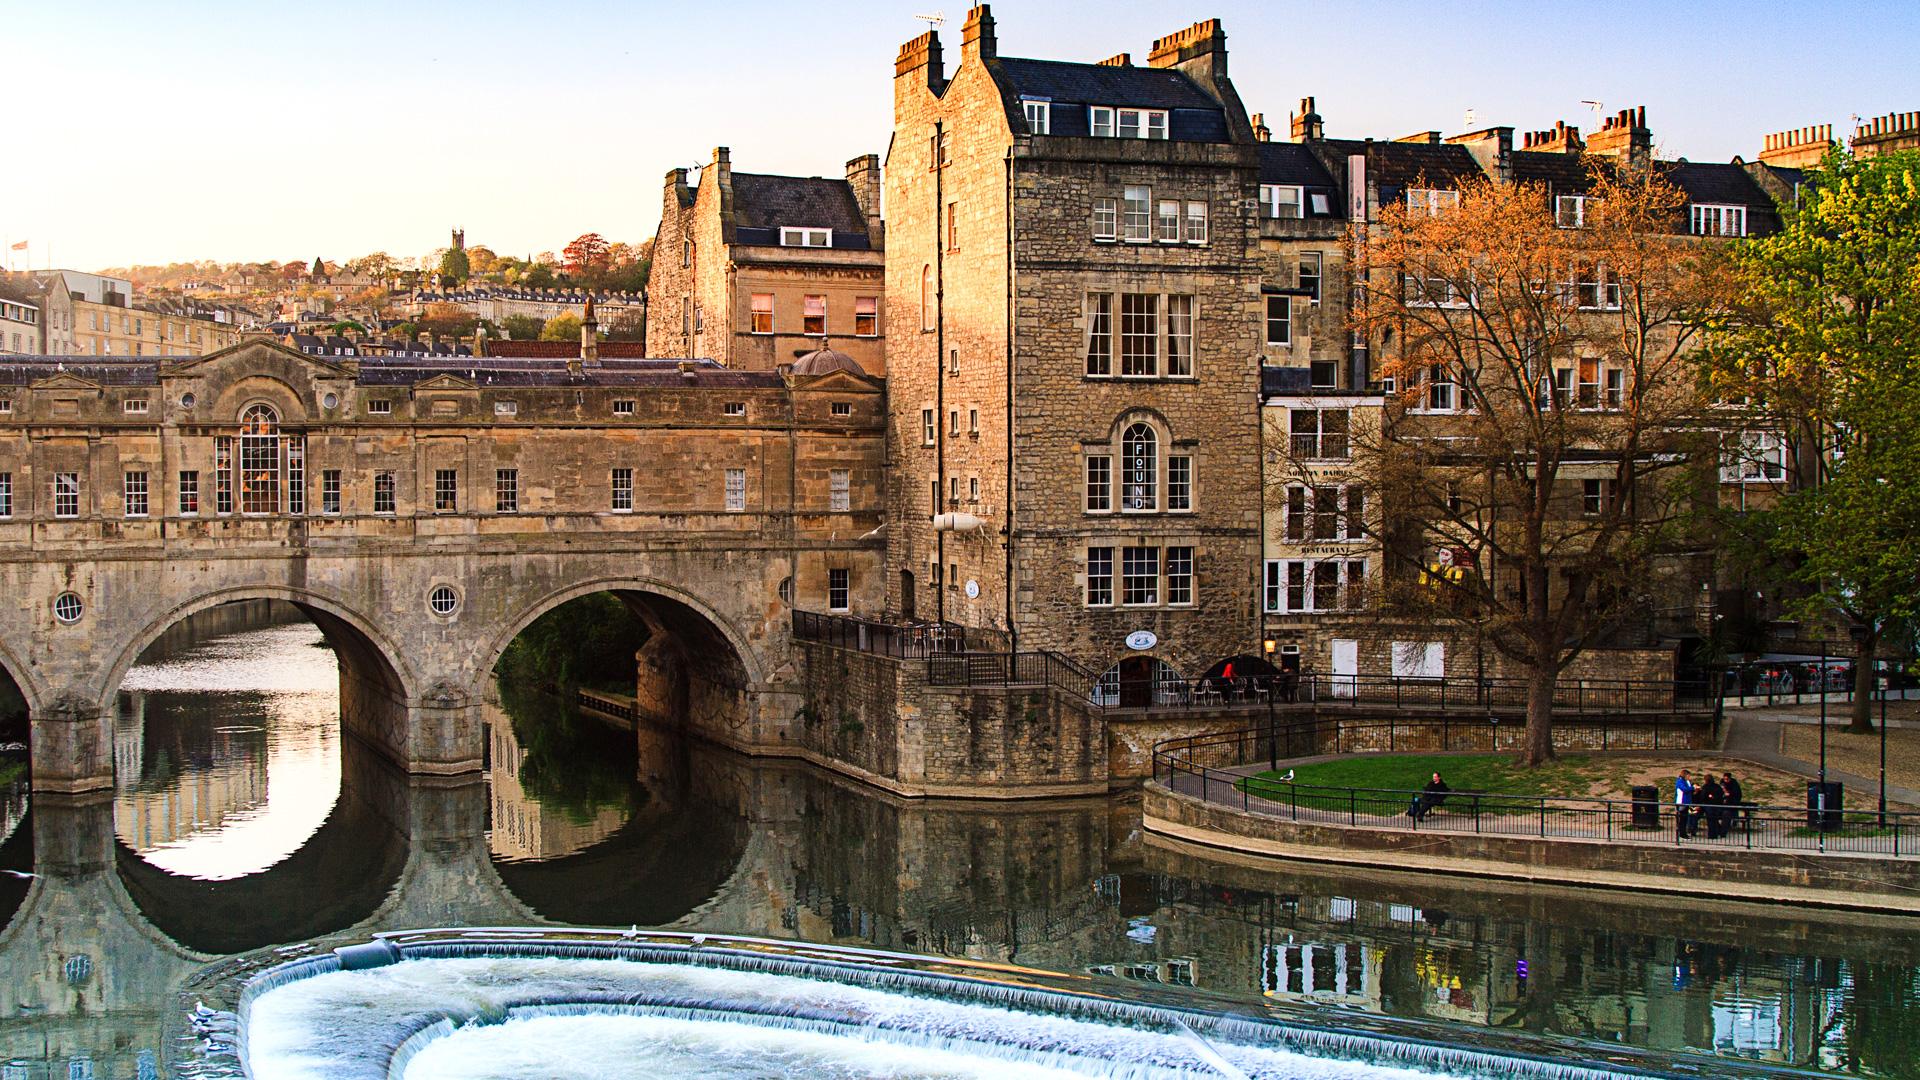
[934,119,946,625]
[1004,148,1017,654]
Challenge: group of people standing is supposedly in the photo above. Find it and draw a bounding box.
[1674,769,1745,839]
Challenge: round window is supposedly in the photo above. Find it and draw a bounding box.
[53,592,84,624]
[778,577,794,605]
[180,392,196,409]
[428,585,459,616]
[323,392,339,409]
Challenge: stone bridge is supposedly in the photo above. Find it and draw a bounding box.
[0,339,886,791]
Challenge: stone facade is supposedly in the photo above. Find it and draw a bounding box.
[647,148,886,374]
[884,8,1264,691]
[0,339,886,791]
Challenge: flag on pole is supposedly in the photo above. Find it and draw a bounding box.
[7,241,25,251]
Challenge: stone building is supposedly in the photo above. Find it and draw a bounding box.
[0,280,39,354]
[884,7,1268,700]
[647,147,885,375]
[1851,110,1920,158]
[21,270,247,358]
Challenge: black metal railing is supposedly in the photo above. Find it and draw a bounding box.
[924,650,1102,696]
[792,610,968,658]
[1153,723,1919,858]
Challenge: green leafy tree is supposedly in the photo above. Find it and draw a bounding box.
[540,313,583,341]
[1702,149,1920,731]
[501,315,545,341]
[522,263,557,289]
[437,247,470,286]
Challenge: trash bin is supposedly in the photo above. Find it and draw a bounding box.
[1630,785,1661,829]
[1806,781,1843,832]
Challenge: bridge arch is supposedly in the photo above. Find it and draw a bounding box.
[0,635,46,718]
[478,576,767,746]
[96,585,421,772]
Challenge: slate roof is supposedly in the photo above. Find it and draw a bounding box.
[353,357,783,389]
[486,340,650,359]
[1257,141,1339,188]
[995,57,1228,142]
[1659,160,1783,235]
[1323,139,1484,197]
[1510,150,1604,193]
[0,360,157,386]
[730,174,872,249]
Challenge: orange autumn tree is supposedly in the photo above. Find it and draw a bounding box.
[1351,167,1728,765]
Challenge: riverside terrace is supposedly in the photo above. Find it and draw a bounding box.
[1146,721,1920,912]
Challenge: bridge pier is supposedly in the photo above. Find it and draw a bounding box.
[28,696,113,794]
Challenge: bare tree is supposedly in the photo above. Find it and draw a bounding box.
[1352,167,1725,764]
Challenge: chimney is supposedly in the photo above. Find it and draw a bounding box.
[1148,18,1228,76]
[1395,131,1442,145]
[1520,120,1583,155]
[709,145,732,200]
[1850,111,1920,160]
[961,4,995,62]
[1758,123,1834,169]
[1587,106,1651,170]
[1447,125,1513,182]
[580,298,599,368]
[895,28,946,96]
[1250,113,1271,142]
[1289,97,1323,142]
[845,154,884,244]
[1096,53,1132,67]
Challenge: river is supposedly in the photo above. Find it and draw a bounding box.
[0,605,1915,1077]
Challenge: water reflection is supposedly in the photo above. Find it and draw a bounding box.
[115,617,341,880]
[0,609,1914,1077]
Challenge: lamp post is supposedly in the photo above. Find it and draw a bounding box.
[1880,656,1889,826]
[1264,638,1279,772]
[1818,637,1828,788]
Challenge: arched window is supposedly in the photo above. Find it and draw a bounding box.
[920,265,934,331]
[239,404,281,514]
[1122,423,1157,511]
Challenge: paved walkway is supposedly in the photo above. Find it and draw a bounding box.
[1722,712,1920,805]
[1163,748,1920,859]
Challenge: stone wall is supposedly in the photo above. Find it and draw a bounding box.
[796,641,1106,797]
[1144,784,1920,913]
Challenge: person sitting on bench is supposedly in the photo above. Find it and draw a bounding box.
[1408,772,1450,821]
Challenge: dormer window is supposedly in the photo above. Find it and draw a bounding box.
[1691,204,1746,237]
[1022,99,1051,134]
[1089,106,1168,140]
[781,227,832,248]
[1406,188,1460,216]
[1260,184,1303,219]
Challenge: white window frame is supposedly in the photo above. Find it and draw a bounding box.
[749,293,773,334]
[780,227,833,248]
[1299,251,1323,304]
[1691,204,1747,237]
[321,469,341,515]
[854,295,879,337]
[1156,199,1182,243]
[828,567,850,612]
[1260,184,1303,219]
[1165,546,1195,606]
[1722,430,1787,483]
[1122,186,1152,243]
[1089,106,1115,138]
[724,467,747,512]
[366,399,393,415]
[1185,200,1208,244]
[1085,454,1112,513]
[1266,294,1292,348]
[1022,98,1050,134]
[1406,188,1460,216]
[123,471,148,518]
[1092,197,1119,242]
[1121,546,1160,606]
[610,467,634,512]
[724,401,746,417]
[1556,194,1588,229]
[921,408,936,446]
[123,398,149,415]
[1085,546,1114,606]
[612,399,636,416]
[54,472,80,518]
[1265,558,1368,613]
[829,469,851,513]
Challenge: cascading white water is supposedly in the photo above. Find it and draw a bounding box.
[239,950,1633,1080]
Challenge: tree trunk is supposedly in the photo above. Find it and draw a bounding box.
[1523,663,1557,766]
[1849,630,1879,734]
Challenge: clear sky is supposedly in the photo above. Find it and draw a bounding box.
[3,0,1914,272]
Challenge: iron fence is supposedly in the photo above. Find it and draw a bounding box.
[793,609,968,658]
[1153,723,1919,858]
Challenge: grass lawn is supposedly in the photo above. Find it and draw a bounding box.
[1238,753,1835,808]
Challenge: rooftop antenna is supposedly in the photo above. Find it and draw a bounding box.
[1580,100,1605,125]
[914,11,945,30]
[1462,107,1477,130]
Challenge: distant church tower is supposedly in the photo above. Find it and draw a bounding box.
[451,228,466,252]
